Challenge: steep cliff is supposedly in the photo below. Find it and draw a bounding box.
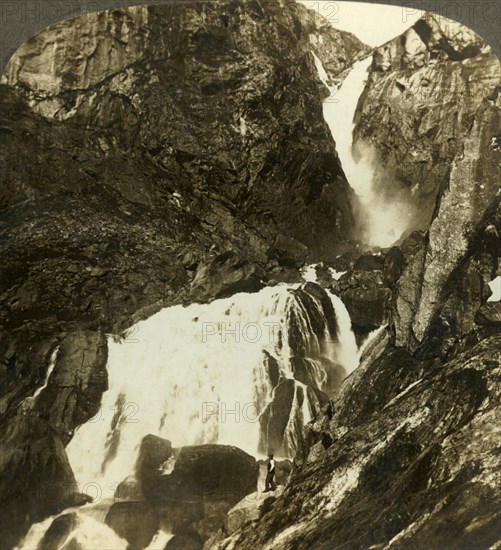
[353,12,500,232]
[0,1,366,342]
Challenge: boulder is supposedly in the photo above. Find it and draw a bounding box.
[38,512,80,550]
[105,502,159,550]
[136,434,174,498]
[475,302,501,327]
[165,535,203,550]
[190,251,265,302]
[267,235,309,267]
[354,254,385,272]
[145,445,258,507]
[114,475,144,502]
[342,288,391,329]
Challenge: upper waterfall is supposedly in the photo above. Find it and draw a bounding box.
[313,53,413,247]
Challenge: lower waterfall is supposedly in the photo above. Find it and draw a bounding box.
[19,282,371,549]
[64,283,358,499]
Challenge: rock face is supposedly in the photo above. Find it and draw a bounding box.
[214,333,501,549]
[36,331,108,444]
[0,0,364,340]
[0,414,85,549]
[336,269,391,338]
[354,12,501,231]
[393,93,501,353]
[0,332,106,548]
[293,2,370,85]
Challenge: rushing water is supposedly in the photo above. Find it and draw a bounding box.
[313,52,413,247]
[64,284,358,500]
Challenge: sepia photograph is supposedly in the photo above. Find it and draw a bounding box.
[0,0,500,548]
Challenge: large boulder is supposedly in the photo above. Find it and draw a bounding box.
[336,270,391,337]
[150,445,258,506]
[190,251,265,302]
[105,502,159,550]
[136,434,173,498]
[342,287,391,330]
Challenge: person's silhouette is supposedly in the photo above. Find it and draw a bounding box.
[264,453,276,492]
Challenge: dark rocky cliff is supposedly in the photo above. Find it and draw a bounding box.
[0,0,366,342]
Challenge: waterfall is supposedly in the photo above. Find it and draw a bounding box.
[18,512,128,550]
[313,52,412,247]
[20,346,58,411]
[64,283,358,501]
[19,282,368,548]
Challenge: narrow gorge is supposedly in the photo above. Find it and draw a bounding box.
[0,1,500,549]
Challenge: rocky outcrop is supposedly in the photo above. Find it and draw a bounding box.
[35,331,108,444]
[393,93,501,352]
[475,302,501,326]
[214,334,501,549]
[294,2,370,85]
[105,502,159,549]
[190,251,265,302]
[354,12,501,231]
[336,269,391,339]
[0,414,89,549]
[0,332,106,547]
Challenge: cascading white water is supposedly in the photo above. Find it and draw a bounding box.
[65,283,358,501]
[312,52,413,247]
[18,513,128,550]
[20,347,58,410]
[487,276,501,301]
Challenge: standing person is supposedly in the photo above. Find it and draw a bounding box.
[264,453,276,492]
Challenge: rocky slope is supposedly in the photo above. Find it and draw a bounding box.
[0,1,370,546]
[211,15,501,550]
[353,12,501,232]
